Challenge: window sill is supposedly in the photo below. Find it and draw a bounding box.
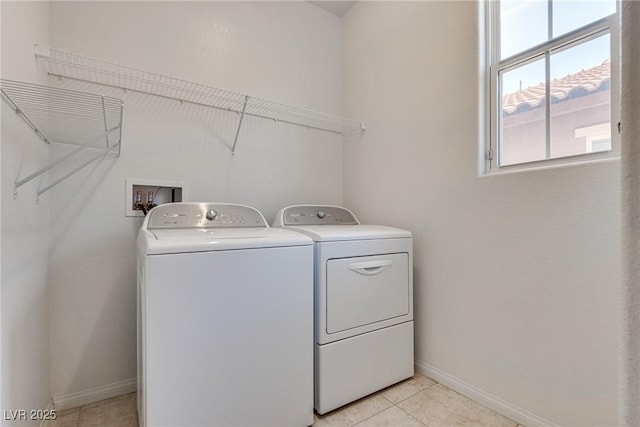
[479,155,620,178]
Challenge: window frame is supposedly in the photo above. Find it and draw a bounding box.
[485,0,620,173]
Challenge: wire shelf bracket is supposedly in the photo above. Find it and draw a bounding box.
[1,79,123,198]
[34,44,366,153]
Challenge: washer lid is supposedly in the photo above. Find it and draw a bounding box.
[140,227,312,254]
[282,224,411,242]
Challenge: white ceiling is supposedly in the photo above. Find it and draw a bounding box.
[309,1,357,17]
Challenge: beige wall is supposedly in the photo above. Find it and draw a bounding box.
[1,1,52,424]
[343,2,620,426]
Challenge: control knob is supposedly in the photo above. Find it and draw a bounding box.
[206,209,219,221]
[316,210,326,219]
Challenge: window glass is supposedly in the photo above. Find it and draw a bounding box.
[552,0,616,37]
[500,58,547,166]
[489,0,617,171]
[500,0,548,59]
[550,34,611,158]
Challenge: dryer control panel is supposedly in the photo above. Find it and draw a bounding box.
[280,205,359,226]
[146,203,267,229]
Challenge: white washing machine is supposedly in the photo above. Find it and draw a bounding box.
[137,202,314,427]
[273,205,414,414]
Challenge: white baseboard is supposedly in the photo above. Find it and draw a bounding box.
[415,359,557,427]
[40,400,55,427]
[53,378,137,411]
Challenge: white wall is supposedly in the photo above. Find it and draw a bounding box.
[342,2,620,426]
[1,1,51,423]
[45,1,344,403]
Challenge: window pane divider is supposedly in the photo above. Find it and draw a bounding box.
[497,17,611,70]
[545,50,551,159]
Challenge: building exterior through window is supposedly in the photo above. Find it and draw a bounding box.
[501,60,611,166]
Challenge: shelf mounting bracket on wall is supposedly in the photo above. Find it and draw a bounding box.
[231,95,249,155]
[1,79,124,198]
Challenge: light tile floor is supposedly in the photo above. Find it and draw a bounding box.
[314,374,522,427]
[53,374,523,427]
[53,392,137,427]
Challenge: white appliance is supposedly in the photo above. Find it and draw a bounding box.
[273,205,414,414]
[137,202,314,427]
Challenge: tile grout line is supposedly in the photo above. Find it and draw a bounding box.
[390,381,440,427]
[348,394,395,427]
[350,380,441,427]
[395,404,429,427]
[390,380,440,406]
[394,394,438,427]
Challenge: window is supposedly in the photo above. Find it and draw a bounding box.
[486,0,619,171]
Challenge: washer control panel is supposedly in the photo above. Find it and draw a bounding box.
[282,205,359,226]
[147,203,267,229]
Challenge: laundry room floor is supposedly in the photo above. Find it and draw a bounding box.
[52,392,137,427]
[52,374,523,427]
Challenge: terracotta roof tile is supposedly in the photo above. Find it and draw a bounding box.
[502,60,610,114]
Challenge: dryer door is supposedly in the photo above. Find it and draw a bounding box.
[326,253,409,334]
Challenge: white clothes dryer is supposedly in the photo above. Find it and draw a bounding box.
[273,205,414,414]
[137,202,314,426]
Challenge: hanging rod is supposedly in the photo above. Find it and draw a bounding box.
[34,45,366,143]
[1,79,124,198]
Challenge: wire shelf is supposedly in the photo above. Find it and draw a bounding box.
[1,79,123,197]
[35,45,366,142]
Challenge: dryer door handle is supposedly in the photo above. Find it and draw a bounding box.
[348,259,393,276]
